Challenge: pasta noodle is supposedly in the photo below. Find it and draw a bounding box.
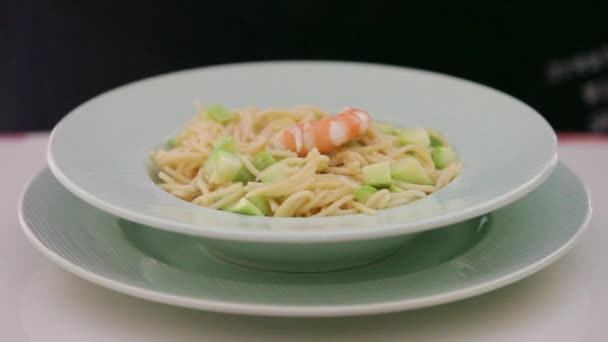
[152,104,461,217]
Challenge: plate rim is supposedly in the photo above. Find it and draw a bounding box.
[47,60,558,243]
[19,164,591,317]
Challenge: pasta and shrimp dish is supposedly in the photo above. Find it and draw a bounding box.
[152,103,461,217]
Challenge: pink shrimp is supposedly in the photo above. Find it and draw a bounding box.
[272,107,372,156]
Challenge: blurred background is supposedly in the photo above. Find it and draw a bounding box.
[2,2,608,133]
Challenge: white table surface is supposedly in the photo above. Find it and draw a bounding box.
[1,133,606,342]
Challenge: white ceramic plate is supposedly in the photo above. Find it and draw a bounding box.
[48,61,557,242]
[20,163,589,317]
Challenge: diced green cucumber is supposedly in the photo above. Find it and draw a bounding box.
[388,185,401,193]
[362,162,392,188]
[260,163,295,183]
[249,195,270,216]
[432,146,457,169]
[167,137,180,148]
[205,104,234,124]
[251,151,276,171]
[233,151,276,183]
[375,123,398,135]
[354,186,378,203]
[225,198,264,216]
[397,128,431,147]
[390,158,434,185]
[233,167,255,183]
[212,136,237,152]
[202,150,242,185]
[430,135,443,147]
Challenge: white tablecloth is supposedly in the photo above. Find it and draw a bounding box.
[1,133,606,341]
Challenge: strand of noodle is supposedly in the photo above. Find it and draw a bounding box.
[266,149,298,158]
[387,191,426,207]
[268,198,280,213]
[241,181,264,191]
[275,157,305,166]
[390,145,436,174]
[239,107,254,140]
[299,187,352,215]
[259,124,280,138]
[158,171,177,184]
[246,176,314,198]
[366,189,391,209]
[187,121,224,138]
[348,200,377,215]
[392,180,436,193]
[376,192,392,209]
[240,135,267,154]
[274,191,315,217]
[175,162,186,175]
[322,187,355,204]
[155,152,206,165]
[323,167,355,176]
[159,183,197,192]
[239,155,261,177]
[170,190,196,200]
[360,136,376,145]
[245,155,321,198]
[390,189,427,199]
[209,189,246,209]
[344,152,368,167]
[294,191,328,215]
[255,110,303,128]
[197,178,210,194]
[317,173,360,182]
[434,162,462,189]
[189,165,205,184]
[313,194,355,217]
[334,175,361,188]
[334,209,359,216]
[182,161,199,178]
[161,166,191,184]
[371,152,392,161]
[192,183,243,205]
[386,196,419,208]
[311,181,350,189]
[312,177,359,190]
[346,140,393,154]
[182,140,212,155]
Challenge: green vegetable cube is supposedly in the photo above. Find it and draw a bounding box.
[362,162,392,188]
[249,195,270,216]
[375,123,398,135]
[205,104,234,124]
[432,146,457,169]
[260,163,293,183]
[397,128,431,147]
[354,185,378,204]
[212,136,237,152]
[202,150,243,185]
[252,151,276,171]
[390,158,433,185]
[225,198,264,216]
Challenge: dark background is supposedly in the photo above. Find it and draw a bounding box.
[2,1,608,132]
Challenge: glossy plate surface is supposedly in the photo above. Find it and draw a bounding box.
[20,163,589,317]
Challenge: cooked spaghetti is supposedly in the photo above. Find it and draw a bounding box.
[152,103,461,217]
